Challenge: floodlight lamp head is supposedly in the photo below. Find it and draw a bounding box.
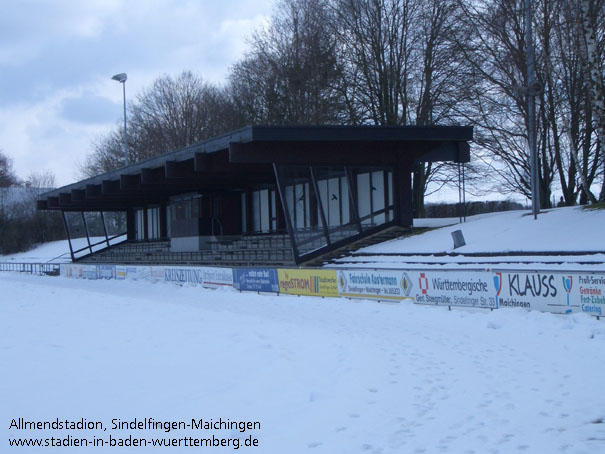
[111,73,127,83]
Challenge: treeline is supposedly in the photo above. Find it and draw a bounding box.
[84,0,605,215]
[0,152,65,255]
[425,200,527,218]
[0,188,65,255]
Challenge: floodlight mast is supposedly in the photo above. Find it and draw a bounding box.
[111,73,128,166]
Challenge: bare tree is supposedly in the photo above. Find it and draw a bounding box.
[332,0,418,125]
[130,71,242,158]
[577,0,605,201]
[456,0,605,207]
[83,72,241,177]
[229,0,344,125]
[25,170,56,190]
[0,151,20,187]
[332,0,471,216]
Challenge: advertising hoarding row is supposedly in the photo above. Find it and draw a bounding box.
[59,264,605,317]
[61,264,233,289]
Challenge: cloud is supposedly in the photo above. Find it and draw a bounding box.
[0,0,274,187]
[60,94,121,125]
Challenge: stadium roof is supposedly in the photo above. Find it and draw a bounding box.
[38,125,473,212]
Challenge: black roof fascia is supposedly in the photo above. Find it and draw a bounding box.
[248,125,473,142]
[40,125,473,200]
[40,126,255,199]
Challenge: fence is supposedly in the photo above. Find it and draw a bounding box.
[0,262,61,276]
[2,261,603,319]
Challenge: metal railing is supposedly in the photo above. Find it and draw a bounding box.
[0,262,61,276]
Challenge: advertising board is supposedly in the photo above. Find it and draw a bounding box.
[200,267,233,288]
[98,264,115,279]
[163,266,232,288]
[81,265,98,280]
[575,272,605,316]
[412,270,497,309]
[164,266,206,285]
[115,265,139,280]
[492,270,564,313]
[233,268,279,293]
[60,264,82,278]
[277,269,338,297]
[493,270,605,315]
[337,269,413,301]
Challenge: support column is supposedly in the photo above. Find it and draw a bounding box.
[62,211,75,261]
[81,212,92,254]
[160,203,168,239]
[394,158,413,227]
[126,208,136,240]
[345,167,362,233]
[100,211,110,247]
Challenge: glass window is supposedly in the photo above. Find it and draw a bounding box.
[64,211,89,257]
[103,211,127,245]
[103,212,126,236]
[317,179,328,226]
[371,171,385,224]
[276,166,327,255]
[340,176,350,225]
[271,190,277,231]
[327,177,340,226]
[170,196,199,221]
[295,184,305,229]
[304,183,310,228]
[251,189,271,233]
[166,205,171,237]
[357,172,371,224]
[147,207,160,239]
[260,189,269,232]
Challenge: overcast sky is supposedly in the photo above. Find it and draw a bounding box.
[0,0,274,187]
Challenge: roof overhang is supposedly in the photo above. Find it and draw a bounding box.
[38,125,473,211]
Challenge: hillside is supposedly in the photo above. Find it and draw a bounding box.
[333,206,605,270]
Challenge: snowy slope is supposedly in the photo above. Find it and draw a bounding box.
[0,239,71,263]
[2,273,605,453]
[365,206,605,254]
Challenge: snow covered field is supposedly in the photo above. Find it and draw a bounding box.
[2,273,605,453]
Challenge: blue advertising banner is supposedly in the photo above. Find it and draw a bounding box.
[233,268,279,293]
[98,264,115,280]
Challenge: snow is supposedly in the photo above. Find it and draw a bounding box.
[0,239,71,263]
[2,273,605,453]
[364,207,605,254]
[332,207,605,271]
[332,253,605,271]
